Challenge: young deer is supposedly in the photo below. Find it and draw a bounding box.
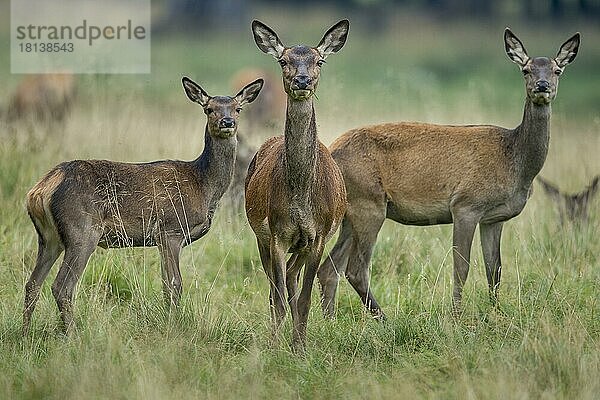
[245,20,348,349]
[23,77,263,334]
[318,29,580,319]
[537,176,599,225]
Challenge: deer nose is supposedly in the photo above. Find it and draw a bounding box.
[292,75,311,90]
[535,80,551,93]
[219,117,235,128]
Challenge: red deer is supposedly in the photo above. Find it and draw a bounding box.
[537,176,599,225]
[230,67,286,131]
[23,77,263,334]
[245,20,349,349]
[6,73,76,122]
[318,29,580,319]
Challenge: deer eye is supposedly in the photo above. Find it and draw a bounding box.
[522,68,530,75]
[235,107,242,112]
[554,69,563,76]
[317,59,326,67]
[205,108,213,114]
[278,59,287,67]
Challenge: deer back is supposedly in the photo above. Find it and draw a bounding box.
[331,122,516,211]
[28,159,214,247]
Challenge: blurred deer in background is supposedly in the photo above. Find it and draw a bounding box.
[227,68,286,208]
[245,20,348,350]
[6,74,76,123]
[318,28,580,319]
[537,176,599,225]
[23,77,263,335]
[230,67,286,132]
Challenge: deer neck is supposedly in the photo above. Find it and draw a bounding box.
[193,126,237,204]
[513,98,551,185]
[284,97,317,207]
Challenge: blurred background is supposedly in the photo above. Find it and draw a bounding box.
[0,0,599,231]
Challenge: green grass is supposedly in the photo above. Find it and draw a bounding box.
[1,6,600,399]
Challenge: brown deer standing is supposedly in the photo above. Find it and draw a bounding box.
[537,176,599,225]
[245,20,348,349]
[23,77,263,334]
[6,73,76,122]
[318,28,580,319]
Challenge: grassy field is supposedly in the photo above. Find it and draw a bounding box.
[1,5,599,399]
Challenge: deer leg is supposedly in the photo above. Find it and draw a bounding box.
[269,237,288,340]
[286,253,305,326]
[345,207,386,320]
[318,218,352,319]
[23,234,63,335]
[256,239,276,315]
[480,222,503,305]
[450,211,479,315]
[293,240,325,352]
[52,230,101,333]
[158,235,183,309]
[346,240,385,321]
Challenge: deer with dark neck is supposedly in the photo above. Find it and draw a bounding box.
[245,20,348,350]
[23,77,263,335]
[318,28,580,320]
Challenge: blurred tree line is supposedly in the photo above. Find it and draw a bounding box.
[155,0,600,33]
[420,0,600,18]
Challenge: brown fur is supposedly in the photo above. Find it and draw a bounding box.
[246,136,346,246]
[227,68,286,206]
[332,123,515,222]
[22,77,263,335]
[318,29,581,319]
[26,168,64,240]
[246,19,349,350]
[230,68,285,130]
[7,74,76,122]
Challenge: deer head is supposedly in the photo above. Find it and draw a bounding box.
[182,77,264,138]
[538,176,599,225]
[504,28,580,105]
[251,19,349,101]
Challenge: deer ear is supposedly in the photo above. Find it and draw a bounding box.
[252,20,285,59]
[182,77,210,107]
[555,32,580,68]
[504,28,529,67]
[316,19,349,58]
[537,177,562,202]
[235,78,264,106]
[587,175,600,197]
